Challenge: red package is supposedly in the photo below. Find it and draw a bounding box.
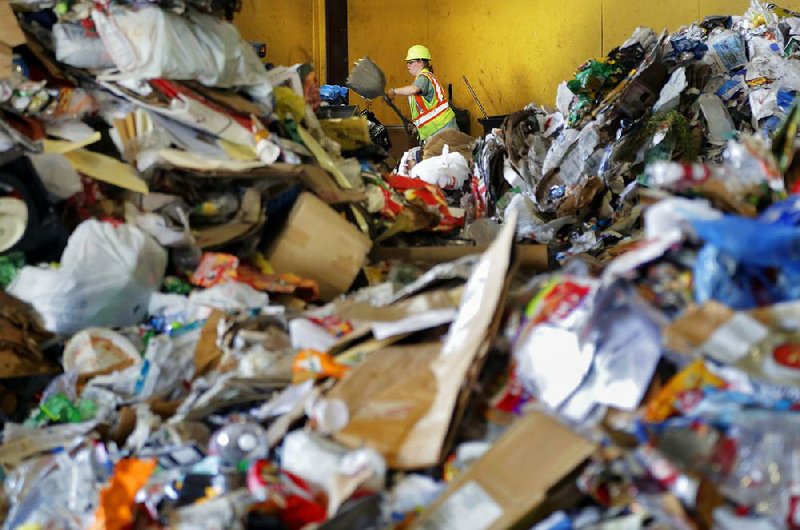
[247,460,327,530]
[190,252,239,288]
[386,175,464,232]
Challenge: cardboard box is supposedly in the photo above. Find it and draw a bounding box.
[412,412,596,530]
[0,0,25,79]
[266,192,371,301]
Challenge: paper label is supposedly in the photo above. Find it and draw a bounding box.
[711,33,746,71]
[419,481,504,530]
[700,313,769,364]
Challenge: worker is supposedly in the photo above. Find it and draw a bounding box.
[387,45,458,143]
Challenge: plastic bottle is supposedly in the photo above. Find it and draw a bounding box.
[209,420,268,468]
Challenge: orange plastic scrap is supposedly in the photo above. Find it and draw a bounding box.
[292,349,350,383]
[90,458,157,530]
[643,359,727,423]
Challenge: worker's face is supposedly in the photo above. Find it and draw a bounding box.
[407,60,423,77]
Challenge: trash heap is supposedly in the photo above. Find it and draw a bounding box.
[473,1,800,265]
[5,0,800,528]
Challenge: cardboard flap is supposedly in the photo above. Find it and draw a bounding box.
[329,343,440,465]
[0,0,24,80]
[0,1,24,48]
[412,412,596,530]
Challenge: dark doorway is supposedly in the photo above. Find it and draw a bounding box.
[325,0,348,85]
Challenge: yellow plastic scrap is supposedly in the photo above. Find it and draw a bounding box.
[297,125,351,189]
[273,86,307,123]
[43,131,102,154]
[319,117,372,151]
[62,149,149,194]
[218,138,259,161]
[250,251,275,275]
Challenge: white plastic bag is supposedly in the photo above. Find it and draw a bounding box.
[409,145,470,190]
[53,23,114,70]
[92,7,271,95]
[186,281,268,321]
[9,220,168,335]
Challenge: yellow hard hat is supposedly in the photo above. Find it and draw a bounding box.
[405,44,431,61]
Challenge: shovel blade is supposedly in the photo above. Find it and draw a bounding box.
[346,56,387,100]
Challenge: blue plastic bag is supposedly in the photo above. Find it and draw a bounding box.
[320,84,348,105]
[690,200,800,308]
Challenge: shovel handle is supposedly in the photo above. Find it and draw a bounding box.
[382,95,415,129]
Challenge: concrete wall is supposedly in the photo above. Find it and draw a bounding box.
[236,0,800,135]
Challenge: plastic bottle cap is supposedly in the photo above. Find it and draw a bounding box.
[309,398,349,435]
[237,432,259,453]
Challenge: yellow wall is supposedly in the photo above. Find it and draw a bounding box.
[348,0,603,135]
[235,0,800,136]
[234,0,316,67]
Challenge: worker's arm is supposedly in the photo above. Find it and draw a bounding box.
[388,85,421,97]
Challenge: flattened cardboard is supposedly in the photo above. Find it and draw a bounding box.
[266,192,371,301]
[332,288,461,323]
[662,300,800,356]
[329,343,440,467]
[0,1,25,79]
[663,301,734,355]
[371,244,549,271]
[412,412,595,530]
[392,211,518,469]
[294,164,367,204]
[194,310,224,376]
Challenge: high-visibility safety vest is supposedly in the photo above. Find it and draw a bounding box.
[408,69,457,141]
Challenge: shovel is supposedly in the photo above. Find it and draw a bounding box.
[346,56,417,134]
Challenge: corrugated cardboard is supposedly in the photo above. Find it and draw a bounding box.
[266,192,371,301]
[0,1,25,79]
[412,412,596,530]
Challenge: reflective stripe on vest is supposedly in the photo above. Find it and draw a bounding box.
[409,70,451,128]
[413,100,452,126]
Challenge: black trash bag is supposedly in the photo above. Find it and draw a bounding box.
[0,156,68,262]
[360,108,392,152]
